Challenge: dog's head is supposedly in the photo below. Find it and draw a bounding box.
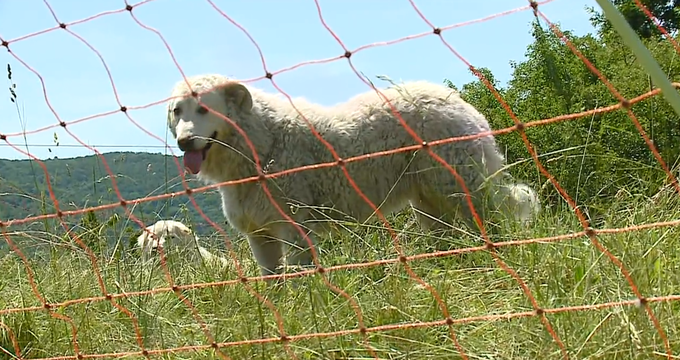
[170,223,195,241]
[136,230,165,255]
[167,75,254,175]
[138,221,196,255]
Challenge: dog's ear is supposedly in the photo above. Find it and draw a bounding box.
[221,81,253,112]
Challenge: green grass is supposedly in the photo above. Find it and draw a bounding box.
[1,190,680,360]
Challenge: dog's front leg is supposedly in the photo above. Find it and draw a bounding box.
[246,231,284,284]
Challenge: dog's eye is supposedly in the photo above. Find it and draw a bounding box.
[197,105,209,115]
[172,107,182,116]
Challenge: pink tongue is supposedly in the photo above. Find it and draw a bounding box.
[183,151,204,174]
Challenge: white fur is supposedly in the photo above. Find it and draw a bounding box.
[166,74,541,281]
[136,219,228,267]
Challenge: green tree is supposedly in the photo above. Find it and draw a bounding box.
[589,0,680,39]
[447,16,680,221]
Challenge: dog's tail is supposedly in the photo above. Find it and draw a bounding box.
[492,182,541,225]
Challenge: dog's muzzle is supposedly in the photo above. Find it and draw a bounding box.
[180,131,218,175]
[177,131,218,152]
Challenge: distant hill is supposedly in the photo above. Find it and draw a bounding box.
[0,152,232,240]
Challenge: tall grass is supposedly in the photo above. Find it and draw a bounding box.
[1,188,679,359]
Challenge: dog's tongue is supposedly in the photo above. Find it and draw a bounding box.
[183,151,203,174]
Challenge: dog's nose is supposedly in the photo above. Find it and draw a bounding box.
[177,136,194,152]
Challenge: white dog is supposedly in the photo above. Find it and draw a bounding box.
[136,219,228,267]
[166,74,540,281]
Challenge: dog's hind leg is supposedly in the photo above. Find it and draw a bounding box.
[285,232,317,269]
[410,195,457,233]
[273,220,318,270]
[412,191,472,234]
[411,186,488,234]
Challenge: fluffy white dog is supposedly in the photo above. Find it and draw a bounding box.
[136,219,227,267]
[166,74,540,281]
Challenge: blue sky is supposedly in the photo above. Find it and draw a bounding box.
[0,0,599,161]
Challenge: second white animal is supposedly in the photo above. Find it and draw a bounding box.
[136,219,228,267]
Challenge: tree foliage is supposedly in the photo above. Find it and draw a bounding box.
[589,0,680,39]
[446,10,680,222]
